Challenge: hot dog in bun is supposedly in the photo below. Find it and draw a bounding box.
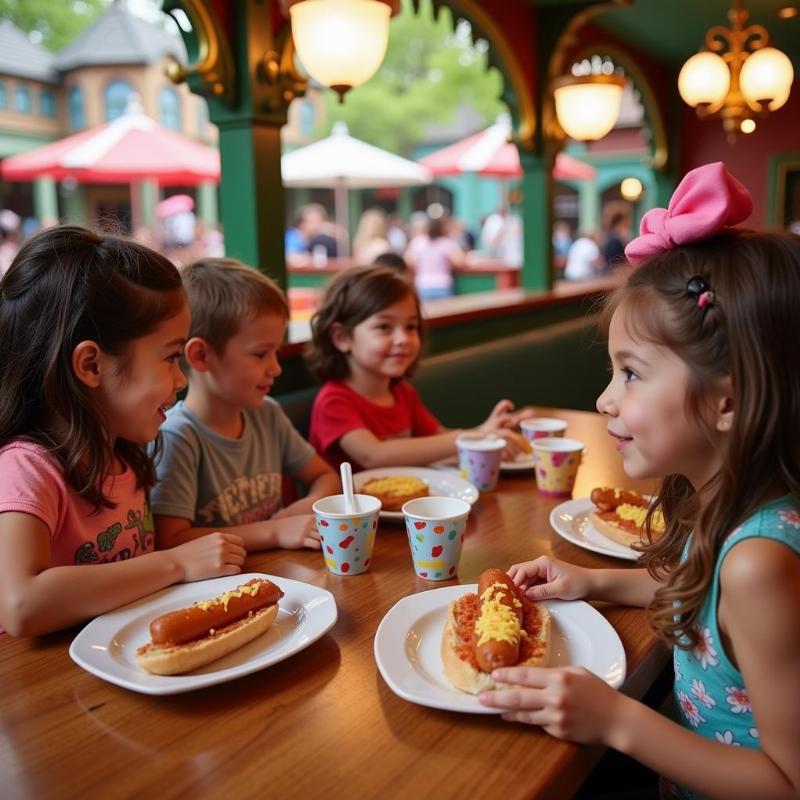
[136,578,283,675]
[441,568,550,694]
[589,487,665,548]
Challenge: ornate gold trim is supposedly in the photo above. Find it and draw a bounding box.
[162,0,236,106]
[258,30,308,108]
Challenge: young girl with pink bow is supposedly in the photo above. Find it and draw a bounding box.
[480,162,800,800]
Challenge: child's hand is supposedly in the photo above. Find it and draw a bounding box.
[273,514,321,550]
[477,399,518,433]
[171,532,246,582]
[478,666,625,744]
[508,557,593,601]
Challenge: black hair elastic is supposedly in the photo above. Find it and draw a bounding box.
[686,275,715,310]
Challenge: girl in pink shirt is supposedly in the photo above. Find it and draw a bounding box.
[0,226,245,636]
[306,265,529,470]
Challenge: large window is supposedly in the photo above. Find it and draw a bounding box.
[15,86,32,114]
[158,86,181,130]
[40,89,57,117]
[68,86,85,128]
[104,79,134,121]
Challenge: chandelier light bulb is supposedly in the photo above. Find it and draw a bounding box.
[290,0,391,100]
[678,51,730,107]
[739,46,795,111]
[552,75,625,141]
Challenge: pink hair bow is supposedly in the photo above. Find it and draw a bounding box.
[624,162,753,266]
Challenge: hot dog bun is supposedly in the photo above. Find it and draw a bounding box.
[589,487,665,548]
[441,574,550,694]
[136,578,282,675]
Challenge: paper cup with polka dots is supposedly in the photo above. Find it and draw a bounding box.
[312,494,381,576]
[520,417,568,443]
[456,434,506,491]
[531,438,584,497]
[402,496,471,581]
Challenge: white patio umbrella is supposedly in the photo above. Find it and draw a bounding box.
[281,121,432,256]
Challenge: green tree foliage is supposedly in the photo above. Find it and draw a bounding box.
[0,0,108,52]
[317,0,505,155]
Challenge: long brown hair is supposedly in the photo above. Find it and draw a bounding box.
[0,225,185,510]
[305,265,425,381]
[603,230,800,648]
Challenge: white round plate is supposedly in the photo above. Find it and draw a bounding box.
[550,498,640,561]
[353,466,478,521]
[374,585,626,713]
[69,573,337,695]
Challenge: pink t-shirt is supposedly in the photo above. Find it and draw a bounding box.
[309,380,440,471]
[406,235,460,291]
[0,441,154,566]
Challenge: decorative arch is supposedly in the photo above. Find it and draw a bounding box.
[422,0,537,150]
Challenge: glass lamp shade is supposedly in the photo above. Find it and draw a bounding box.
[739,47,794,111]
[290,0,391,95]
[678,51,730,107]
[552,75,625,141]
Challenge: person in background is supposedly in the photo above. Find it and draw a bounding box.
[602,210,632,272]
[305,266,531,471]
[285,210,308,258]
[372,251,409,274]
[447,216,476,252]
[564,229,603,281]
[0,226,245,637]
[352,208,391,264]
[386,214,408,255]
[480,163,800,800]
[150,258,338,554]
[404,215,463,301]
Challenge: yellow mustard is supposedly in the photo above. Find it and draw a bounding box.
[475,582,522,646]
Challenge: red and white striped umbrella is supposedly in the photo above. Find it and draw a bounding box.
[419,115,595,181]
[1,101,219,186]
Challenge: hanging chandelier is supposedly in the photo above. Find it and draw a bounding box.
[677,0,794,142]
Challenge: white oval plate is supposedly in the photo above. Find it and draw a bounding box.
[69,573,337,695]
[353,466,478,521]
[550,498,640,561]
[374,585,626,713]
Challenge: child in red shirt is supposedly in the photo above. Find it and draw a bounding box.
[306,265,528,471]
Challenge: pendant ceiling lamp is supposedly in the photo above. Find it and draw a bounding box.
[288,0,399,101]
[677,0,794,141]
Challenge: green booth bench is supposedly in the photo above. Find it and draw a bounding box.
[274,313,608,439]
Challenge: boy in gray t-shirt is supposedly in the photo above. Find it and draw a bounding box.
[150,258,338,552]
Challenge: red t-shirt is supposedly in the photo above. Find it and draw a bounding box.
[309,380,441,471]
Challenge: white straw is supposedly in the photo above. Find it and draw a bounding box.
[340,462,357,514]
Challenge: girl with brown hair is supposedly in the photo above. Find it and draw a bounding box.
[306,265,528,471]
[480,164,800,799]
[0,226,245,636]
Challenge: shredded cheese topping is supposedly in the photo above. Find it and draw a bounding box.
[475,582,522,646]
[194,580,266,613]
[617,503,665,533]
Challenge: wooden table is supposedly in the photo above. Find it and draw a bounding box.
[0,409,668,800]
